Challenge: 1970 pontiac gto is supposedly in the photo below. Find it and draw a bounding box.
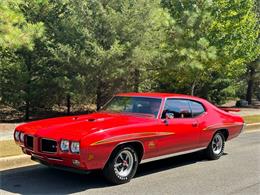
[14,93,244,184]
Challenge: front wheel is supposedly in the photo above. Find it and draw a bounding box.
[103,146,139,185]
[205,132,225,160]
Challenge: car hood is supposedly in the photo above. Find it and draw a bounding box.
[16,112,155,140]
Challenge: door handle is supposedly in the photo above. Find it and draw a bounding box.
[192,122,198,127]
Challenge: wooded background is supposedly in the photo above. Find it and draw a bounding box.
[0,0,259,121]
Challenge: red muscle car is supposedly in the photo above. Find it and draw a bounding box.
[14,93,244,184]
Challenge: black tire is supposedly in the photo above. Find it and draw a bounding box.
[103,146,139,185]
[205,131,225,160]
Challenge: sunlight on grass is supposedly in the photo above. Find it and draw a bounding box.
[243,115,260,124]
[0,140,23,157]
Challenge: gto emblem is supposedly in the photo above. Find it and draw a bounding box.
[148,141,156,148]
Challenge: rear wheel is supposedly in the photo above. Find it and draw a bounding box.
[103,146,139,184]
[205,132,225,160]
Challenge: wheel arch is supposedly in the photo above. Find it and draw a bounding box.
[215,128,229,141]
[106,141,145,165]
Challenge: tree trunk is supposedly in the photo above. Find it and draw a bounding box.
[96,79,102,111]
[133,68,140,92]
[191,80,196,96]
[66,94,71,114]
[246,58,259,104]
[246,66,256,105]
[24,51,32,121]
[25,100,30,121]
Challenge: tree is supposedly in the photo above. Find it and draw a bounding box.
[0,0,44,49]
[0,0,44,120]
[246,57,260,104]
[47,0,170,109]
[209,0,259,104]
[161,0,218,96]
[1,0,259,122]
[160,0,259,104]
[245,0,260,104]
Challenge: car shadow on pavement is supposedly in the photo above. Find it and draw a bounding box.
[0,151,226,194]
[136,151,208,177]
[0,165,109,194]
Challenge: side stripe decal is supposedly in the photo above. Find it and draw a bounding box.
[203,122,243,131]
[90,131,175,146]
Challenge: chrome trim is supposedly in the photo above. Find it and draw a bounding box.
[140,147,206,164]
[31,154,44,160]
[31,154,63,162]
[158,98,167,119]
[160,97,207,119]
[47,157,63,162]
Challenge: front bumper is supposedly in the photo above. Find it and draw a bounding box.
[21,147,87,171]
[30,154,90,174]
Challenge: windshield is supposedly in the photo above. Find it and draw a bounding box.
[102,96,162,118]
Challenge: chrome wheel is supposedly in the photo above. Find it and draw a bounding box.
[114,150,134,178]
[103,146,139,184]
[212,134,223,155]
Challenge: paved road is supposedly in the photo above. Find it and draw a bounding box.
[1,131,260,195]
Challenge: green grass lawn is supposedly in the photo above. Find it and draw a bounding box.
[243,115,260,124]
[0,140,23,157]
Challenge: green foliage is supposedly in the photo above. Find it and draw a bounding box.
[0,0,44,50]
[0,0,259,120]
[44,0,171,108]
[159,0,259,103]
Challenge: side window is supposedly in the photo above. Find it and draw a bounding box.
[162,99,192,119]
[190,101,205,117]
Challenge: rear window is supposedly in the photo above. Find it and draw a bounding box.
[189,101,205,117]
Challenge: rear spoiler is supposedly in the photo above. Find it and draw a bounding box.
[218,107,240,112]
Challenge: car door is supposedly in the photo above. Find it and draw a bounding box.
[188,100,208,147]
[157,99,200,155]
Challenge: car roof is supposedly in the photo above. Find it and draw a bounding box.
[116,92,200,100]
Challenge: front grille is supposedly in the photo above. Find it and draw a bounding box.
[41,139,57,153]
[26,135,33,149]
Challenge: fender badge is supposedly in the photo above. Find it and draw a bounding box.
[148,141,156,148]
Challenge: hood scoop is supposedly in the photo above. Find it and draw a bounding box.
[87,118,96,122]
[86,118,106,122]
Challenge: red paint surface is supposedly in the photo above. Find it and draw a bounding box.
[14,93,244,170]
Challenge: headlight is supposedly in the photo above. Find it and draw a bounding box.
[20,132,25,142]
[60,140,69,152]
[70,142,80,153]
[14,131,20,141]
